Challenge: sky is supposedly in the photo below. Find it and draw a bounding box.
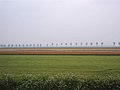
[0,0,120,46]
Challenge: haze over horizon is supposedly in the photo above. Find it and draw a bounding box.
[0,0,120,46]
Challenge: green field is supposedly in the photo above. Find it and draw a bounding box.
[0,55,120,76]
[0,55,120,90]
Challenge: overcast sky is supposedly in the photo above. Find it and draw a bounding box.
[0,0,120,46]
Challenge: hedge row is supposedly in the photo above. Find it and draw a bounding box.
[0,74,120,90]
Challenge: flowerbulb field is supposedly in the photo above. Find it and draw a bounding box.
[0,55,120,75]
[0,55,120,90]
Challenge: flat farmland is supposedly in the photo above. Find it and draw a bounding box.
[0,55,120,75]
[0,47,120,55]
[0,55,120,89]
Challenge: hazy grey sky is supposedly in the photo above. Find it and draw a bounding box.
[0,0,120,46]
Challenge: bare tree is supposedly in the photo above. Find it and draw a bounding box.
[11,44,14,47]
[25,44,28,47]
[75,43,77,46]
[3,44,4,47]
[65,43,67,46]
[19,44,21,47]
[96,42,98,46]
[101,42,103,46]
[33,44,35,47]
[37,44,39,47]
[22,44,24,47]
[30,44,32,47]
[86,42,88,46]
[61,43,62,46]
[8,44,10,47]
[40,44,42,47]
[113,42,115,46]
[81,43,82,46]
[15,44,17,47]
[1,44,3,47]
[56,43,58,47]
[52,43,54,46]
[90,42,93,46]
[70,43,72,46]
[118,42,120,46]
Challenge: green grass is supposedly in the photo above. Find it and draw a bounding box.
[0,55,120,75]
[0,55,120,90]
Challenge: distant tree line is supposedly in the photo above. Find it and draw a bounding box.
[0,42,120,48]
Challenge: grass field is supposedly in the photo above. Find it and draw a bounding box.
[0,55,120,75]
[0,55,120,90]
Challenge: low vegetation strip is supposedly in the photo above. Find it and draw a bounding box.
[0,55,120,75]
[0,74,120,90]
[0,47,120,55]
[1,51,120,55]
[0,55,120,89]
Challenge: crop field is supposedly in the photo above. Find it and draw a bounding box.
[0,47,120,55]
[0,55,120,89]
[0,55,120,75]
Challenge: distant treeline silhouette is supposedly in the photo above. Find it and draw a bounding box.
[0,42,120,48]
